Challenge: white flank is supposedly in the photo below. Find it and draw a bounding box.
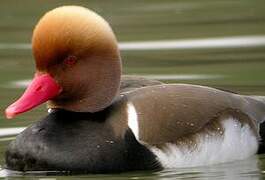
[0,35,265,50]
[127,102,139,139]
[151,118,258,168]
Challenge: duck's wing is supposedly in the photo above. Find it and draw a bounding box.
[124,84,265,146]
[120,75,163,93]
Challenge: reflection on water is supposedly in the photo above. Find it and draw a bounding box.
[0,0,265,179]
[0,156,264,179]
[157,157,262,180]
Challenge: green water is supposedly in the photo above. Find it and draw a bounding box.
[0,0,265,179]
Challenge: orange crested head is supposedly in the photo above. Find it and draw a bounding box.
[6,6,122,118]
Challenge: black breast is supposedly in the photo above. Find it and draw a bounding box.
[5,109,160,174]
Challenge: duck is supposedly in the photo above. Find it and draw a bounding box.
[4,6,265,174]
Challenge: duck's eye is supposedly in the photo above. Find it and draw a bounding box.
[63,55,77,67]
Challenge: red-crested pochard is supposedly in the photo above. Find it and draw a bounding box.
[4,6,265,174]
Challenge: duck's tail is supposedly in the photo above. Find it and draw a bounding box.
[250,96,265,104]
[258,120,265,154]
[249,96,265,154]
[244,95,265,122]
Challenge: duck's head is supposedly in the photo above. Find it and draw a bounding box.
[5,6,121,119]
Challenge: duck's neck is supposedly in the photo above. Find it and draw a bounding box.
[47,88,119,113]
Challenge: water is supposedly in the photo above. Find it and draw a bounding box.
[0,0,265,179]
[1,156,265,179]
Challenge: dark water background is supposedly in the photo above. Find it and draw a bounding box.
[0,0,265,179]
